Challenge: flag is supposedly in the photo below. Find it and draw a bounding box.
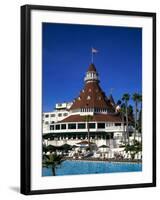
[91,48,98,53]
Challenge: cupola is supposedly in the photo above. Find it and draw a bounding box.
[84,64,99,83]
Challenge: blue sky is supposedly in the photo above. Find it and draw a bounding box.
[42,23,142,112]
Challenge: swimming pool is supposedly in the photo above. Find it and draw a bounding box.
[42,160,142,176]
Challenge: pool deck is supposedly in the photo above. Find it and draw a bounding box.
[64,157,142,164]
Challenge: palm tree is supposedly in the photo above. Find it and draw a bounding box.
[119,103,127,146]
[117,100,122,106]
[132,93,141,143]
[122,93,130,144]
[138,94,142,145]
[132,93,139,143]
[43,153,64,176]
[84,115,93,151]
[125,140,142,160]
[128,105,134,126]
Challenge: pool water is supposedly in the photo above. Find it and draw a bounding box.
[42,160,142,176]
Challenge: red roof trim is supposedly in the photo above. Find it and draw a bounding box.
[59,114,122,123]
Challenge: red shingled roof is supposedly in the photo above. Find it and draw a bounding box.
[70,81,110,109]
[59,114,122,123]
[87,63,97,72]
[69,63,115,112]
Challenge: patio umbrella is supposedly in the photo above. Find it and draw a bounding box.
[77,141,95,145]
[46,145,58,152]
[60,143,72,150]
[77,141,89,145]
[98,145,109,148]
[43,145,48,153]
[98,145,109,152]
[72,145,79,149]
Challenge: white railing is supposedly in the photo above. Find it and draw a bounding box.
[43,125,134,135]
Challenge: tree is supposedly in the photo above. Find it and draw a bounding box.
[122,93,130,144]
[137,94,142,145]
[119,103,127,146]
[84,115,93,151]
[132,93,141,143]
[128,105,134,125]
[125,140,142,160]
[43,153,64,176]
[117,100,122,105]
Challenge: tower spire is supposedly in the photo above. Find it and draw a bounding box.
[84,64,99,83]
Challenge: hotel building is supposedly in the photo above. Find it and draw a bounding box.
[43,63,134,148]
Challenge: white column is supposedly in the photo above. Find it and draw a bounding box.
[95,122,98,129]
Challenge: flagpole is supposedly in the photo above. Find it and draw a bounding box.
[91,47,98,63]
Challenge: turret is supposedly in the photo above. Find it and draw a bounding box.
[84,64,99,83]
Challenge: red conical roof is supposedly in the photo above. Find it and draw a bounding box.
[87,63,97,72]
[69,64,115,112]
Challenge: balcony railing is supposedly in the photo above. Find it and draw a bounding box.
[43,125,134,134]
